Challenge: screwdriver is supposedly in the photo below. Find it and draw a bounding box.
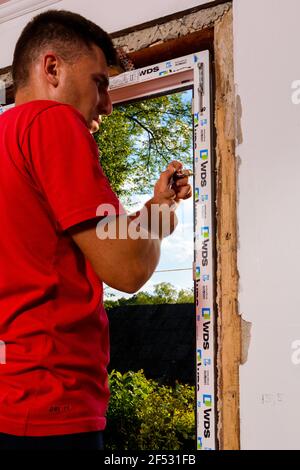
[173,169,194,181]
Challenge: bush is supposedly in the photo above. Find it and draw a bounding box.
[105,370,195,451]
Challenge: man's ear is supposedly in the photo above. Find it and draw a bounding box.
[43,53,60,87]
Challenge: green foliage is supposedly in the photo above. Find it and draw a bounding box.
[152,282,177,303]
[104,282,194,309]
[176,288,195,304]
[105,370,195,451]
[94,91,192,205]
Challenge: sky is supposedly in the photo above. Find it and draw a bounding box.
[104,188,194,300]
[104,89,194,301]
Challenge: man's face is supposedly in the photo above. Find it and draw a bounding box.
[55,44,112,133]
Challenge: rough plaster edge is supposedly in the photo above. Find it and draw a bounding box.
[235,92,252,367]
[113,2,231,53]
[241,319,252,365]
[0,71,13,89]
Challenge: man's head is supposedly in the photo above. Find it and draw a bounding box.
[12,10,119,132]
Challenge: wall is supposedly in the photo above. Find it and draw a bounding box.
[0,0,215,68]
[233,0,300,450]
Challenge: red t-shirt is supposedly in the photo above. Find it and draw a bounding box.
[0,100,125,436]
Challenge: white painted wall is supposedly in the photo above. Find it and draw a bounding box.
[0,0,214,68]
[233,0,300,450]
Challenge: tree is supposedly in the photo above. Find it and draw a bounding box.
[104,282,194,309]
[177,288,195,304]
[94,90,192,206]
[152,282,178,303]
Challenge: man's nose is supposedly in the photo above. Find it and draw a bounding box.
[99,92,113,116]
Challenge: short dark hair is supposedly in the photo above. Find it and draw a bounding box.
[12,9,119,91]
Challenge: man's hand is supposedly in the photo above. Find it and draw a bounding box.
[138,160,192,240]
[153,160,192,206]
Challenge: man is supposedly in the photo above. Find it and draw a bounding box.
[0,10,192,450]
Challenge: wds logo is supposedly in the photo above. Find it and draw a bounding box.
[202,308,211,320]
[203,395,212,438]
[201,159,208,188]
[200,149,208,160]
[197,437,203,450]
[197,348,202,365]
[203,394,212,407]
[140,66,159,76]
[201,226,209,238]
[201,227,209,267]
[203,319,210,350]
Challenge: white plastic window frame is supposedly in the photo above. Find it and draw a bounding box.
[109,51,216,451]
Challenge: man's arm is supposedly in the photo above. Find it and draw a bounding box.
[68,161,191,293]
[68,213,162,293]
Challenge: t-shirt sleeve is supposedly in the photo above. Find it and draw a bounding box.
[21,104,126,231]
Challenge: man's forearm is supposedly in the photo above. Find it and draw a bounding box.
[129,197,179,240]
[70,161,190,294]
[90,196,179,293]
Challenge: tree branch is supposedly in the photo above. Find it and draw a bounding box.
[124,114,169,164]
